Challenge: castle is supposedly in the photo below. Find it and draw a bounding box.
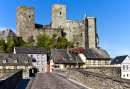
[17,4,99,48]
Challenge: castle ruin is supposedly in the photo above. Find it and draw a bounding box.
[17,4,99,48]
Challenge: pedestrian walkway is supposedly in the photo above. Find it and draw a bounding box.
[31,73,81,89]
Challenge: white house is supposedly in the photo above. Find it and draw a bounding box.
[111,55,130,79]
[14,47,47,73]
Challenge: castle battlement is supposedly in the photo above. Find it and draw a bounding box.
[17,4,99,48]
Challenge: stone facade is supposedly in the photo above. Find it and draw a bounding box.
[17,6,35,42]
[17,4,99,48]
[53,69,130,89]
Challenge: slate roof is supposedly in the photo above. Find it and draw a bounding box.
[111,55,128,64]
[51,49,84,64]
[15,47,46,54]
[0,54,32,66]
[0,29,16,40]
[83,48,110,59]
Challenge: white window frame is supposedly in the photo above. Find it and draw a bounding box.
[41,55,44,59]
[89,60,91,65]
[37,55,40,59]
[41,61,44,65]
[37,61,40,65]
[3,60,7,63]
[14,60,18,63]
[98,60,101,65]
[25,60,29,63]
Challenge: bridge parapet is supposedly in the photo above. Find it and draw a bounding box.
[53,69,130,89]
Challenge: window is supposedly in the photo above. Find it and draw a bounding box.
[37,55,40,59]
[80,33,82,37]
[14,60,18,63]
[14,66,17,69]
[60,12,61,15]
[70,30,71,32]
[89,60,91,65]
[93,60,95,65]
[127,65,128,70]
[25,60,29,63]
[37,61,40,65]
[3,66,6,69]
[41,61,44,65]
[42,68,44,72]
[123,65,125,70]
[3,59,7,63]
[63,57,66,61]
[98,60,100,65]
[25,66,28,69]
[73,27,75,29]
[12,66,14,69]
[41,55,44,59]
[105,61,109,65]
[127,74,129,77]
[124,74,125,77]
[72,21,73,24]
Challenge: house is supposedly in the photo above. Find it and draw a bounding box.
[50,49,85,72]
[14,47,47,72]
[0,53,32,77]
[0,29,16,40]
[111,55,130,79]
[78,48,111,67]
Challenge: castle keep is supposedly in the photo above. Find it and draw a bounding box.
[17,4,99,48]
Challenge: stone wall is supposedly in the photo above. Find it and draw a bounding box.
[0,69,31,77]
[0,70,22,89]
[53,69,130,89]
[83,67,121,77]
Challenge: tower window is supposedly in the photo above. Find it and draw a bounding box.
[60,12,61,15]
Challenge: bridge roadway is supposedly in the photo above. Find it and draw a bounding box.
[31,73,88,89]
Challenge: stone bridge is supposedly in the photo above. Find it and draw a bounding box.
[53,68,130,89]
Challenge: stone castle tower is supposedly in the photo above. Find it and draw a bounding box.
[17,6,35,41]
[17,4,99,48]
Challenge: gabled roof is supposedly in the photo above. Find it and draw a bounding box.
[0,54,32,66]
[51,49,84,64]
[111,55,128,64]
[15,47,46,54]
[0,29,16,40]
[83,48,106,59]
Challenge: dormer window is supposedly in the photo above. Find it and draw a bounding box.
[116,59,120,61]
[63,57,66,61]
[25,60,29,63]
[14,59,18,63]
[3,59,7,63]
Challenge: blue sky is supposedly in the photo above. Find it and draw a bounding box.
[0,0,130,58]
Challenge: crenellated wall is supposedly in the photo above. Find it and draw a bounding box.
[53,69,130,89]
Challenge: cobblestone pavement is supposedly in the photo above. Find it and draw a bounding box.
[31,73,85,89]
[55,73,89,89]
